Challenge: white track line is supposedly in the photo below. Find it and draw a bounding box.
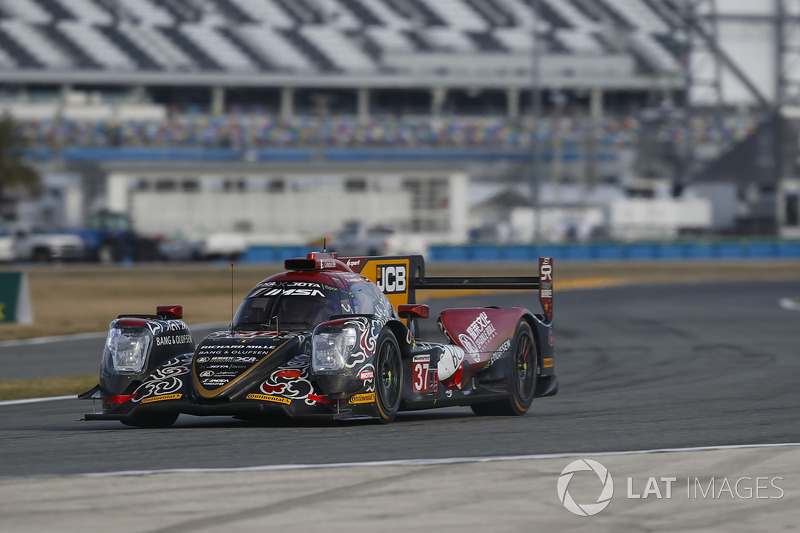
[78,442,800,478]
[0,395,76,406]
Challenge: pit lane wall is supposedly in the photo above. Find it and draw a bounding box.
[241,240,800,263]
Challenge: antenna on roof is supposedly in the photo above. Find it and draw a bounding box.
[323,238,327,253]
[230,263,234,333]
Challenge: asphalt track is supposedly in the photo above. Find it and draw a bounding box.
[1,279,798,479]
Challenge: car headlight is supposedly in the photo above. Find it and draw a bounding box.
[104,327,152,374]
[312,327,358,372]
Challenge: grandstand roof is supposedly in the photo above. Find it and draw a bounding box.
[0,0,686,90]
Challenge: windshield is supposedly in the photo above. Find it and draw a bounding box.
[232,281,342,332]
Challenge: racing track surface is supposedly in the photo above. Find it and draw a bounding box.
[1,280,799,478]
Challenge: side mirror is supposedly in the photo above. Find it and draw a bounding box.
[397,304,429,320]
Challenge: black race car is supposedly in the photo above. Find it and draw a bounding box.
[80,253,557,426]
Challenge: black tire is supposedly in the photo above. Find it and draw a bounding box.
[121,411,179,428]
[471,320,537,417]
[374,328,403,423]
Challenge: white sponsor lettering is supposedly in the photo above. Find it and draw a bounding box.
[540,261,552,282]
[376,265,406,294]
[156,334,192,346]
[465,311,496,350]
[265,288,325,297]
[146,320,187,336]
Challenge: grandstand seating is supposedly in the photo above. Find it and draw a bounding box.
[0,0,682,76]
[13,113,757,153]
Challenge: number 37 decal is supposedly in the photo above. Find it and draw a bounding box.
[412,355,430,393]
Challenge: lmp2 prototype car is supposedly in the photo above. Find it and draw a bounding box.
[80,253,557,426]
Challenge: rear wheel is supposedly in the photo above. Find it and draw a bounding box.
[471,320,537,416]
[374,328,403,423]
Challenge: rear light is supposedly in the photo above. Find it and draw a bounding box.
[108,394,136,404]
[398,304,430,319]
[157,305,183,320]
[285,252,347,272]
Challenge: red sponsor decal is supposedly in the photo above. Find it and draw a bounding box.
[307,394,335,403]
[261,383,285,394]
[276,370,302,379]
[359,370,374,381]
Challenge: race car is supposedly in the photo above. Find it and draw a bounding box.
[80,253,557,426]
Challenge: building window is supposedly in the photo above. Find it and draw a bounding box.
[345,177,367,192]
[786,192,799,226]
[155,179,176,192]
[268,179,285,193]
[224,179,246,192]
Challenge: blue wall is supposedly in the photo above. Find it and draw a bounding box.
[239,240,800,263]
[428,241,800,262]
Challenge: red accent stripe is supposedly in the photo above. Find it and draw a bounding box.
[108,394,136,404]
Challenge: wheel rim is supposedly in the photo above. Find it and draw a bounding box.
[515,330,535,398]
[377,340,401,409]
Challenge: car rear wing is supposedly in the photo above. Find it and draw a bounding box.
[341,255,553,323]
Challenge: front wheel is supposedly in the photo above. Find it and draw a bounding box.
[471,319,537,417]
[374,328,403,423]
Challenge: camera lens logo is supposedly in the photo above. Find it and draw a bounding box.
[557,459,614,516]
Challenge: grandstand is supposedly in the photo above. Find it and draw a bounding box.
[0,0,713,168]
[0,0,794,244]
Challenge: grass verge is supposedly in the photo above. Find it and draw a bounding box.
[0,374,97,402]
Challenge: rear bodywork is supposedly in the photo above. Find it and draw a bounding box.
[81,254,557,424]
